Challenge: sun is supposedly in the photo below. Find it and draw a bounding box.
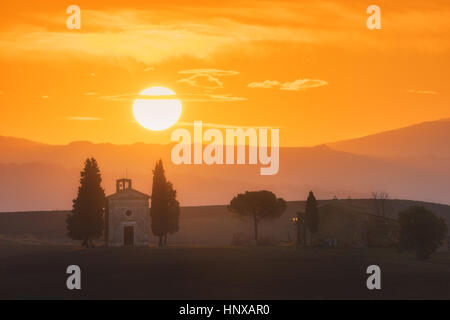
[133,87,182,131]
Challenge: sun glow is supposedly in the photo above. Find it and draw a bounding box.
[133,87,182,131]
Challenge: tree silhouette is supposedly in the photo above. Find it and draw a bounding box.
[166,182,180,234]
[162,181,180,246]
[305,191,319,236]
[372,191,390,217]
[150,160,180,247]
[66,158,106,247]
[398,205,448,260]
[228,190,286,241]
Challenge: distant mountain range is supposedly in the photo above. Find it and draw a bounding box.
[328,118,450,158]
[0,118,449,211]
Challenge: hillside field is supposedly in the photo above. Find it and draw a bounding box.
[1,199,449,299]
[0,241,449,299]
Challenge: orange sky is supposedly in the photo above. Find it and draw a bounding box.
[0,0,449,146]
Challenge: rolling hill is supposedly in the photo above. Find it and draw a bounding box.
[1,199,449,246]
[327,118,450,158]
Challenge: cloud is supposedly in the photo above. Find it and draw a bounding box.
[84,92,97,96]
[143,67,154,72]
[66,116,102,121]
[177,121,277,129]
[177,69,239,90]
[177,73,224,90]
[0,3,449,65]
[97,92,246,102]
[187,93,246,102]
[179,69,239,77]
[280,79,328,91]
[248,78,327,91]
[248,80,280,88]
[41,95,49,99]
[98,93,155,101]
[407,89,438,95]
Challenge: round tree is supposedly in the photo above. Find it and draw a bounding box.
[398,205,448,260]
[228,190,286,241]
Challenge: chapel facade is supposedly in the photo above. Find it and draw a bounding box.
[105,179,150,247]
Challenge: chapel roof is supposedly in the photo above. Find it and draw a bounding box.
[107,187,150,200]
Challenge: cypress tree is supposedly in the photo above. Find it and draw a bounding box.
[150,160,169,247]
[305,191,319,236]
[150,160,181,247]
[166,181,180,245]
[66,158,106,247]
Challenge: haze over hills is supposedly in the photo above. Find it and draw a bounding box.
[0,118,449,211]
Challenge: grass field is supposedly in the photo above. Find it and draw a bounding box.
[1,239,449,300]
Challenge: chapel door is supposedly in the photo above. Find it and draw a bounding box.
[123,226,134,246]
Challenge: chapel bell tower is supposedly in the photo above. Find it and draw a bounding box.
[116,178,132,192]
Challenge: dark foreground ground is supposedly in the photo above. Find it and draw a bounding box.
[1,239,449,300]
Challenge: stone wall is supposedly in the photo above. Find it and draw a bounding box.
[108,199,150,246]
